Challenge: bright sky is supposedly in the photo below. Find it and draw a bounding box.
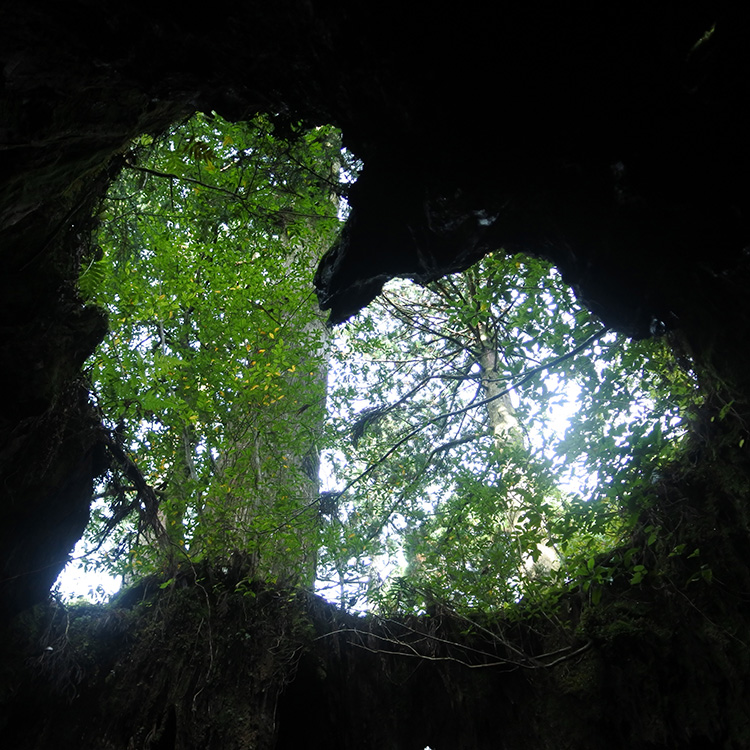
[56,543,122,602]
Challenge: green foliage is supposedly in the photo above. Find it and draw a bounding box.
[317,254,701,613]
[80,112,340,584]
[71,112,702,617]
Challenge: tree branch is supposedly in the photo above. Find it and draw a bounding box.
[334,326,611,501]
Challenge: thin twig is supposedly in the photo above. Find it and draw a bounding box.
[314,625,592,670]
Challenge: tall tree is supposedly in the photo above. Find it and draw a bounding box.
[79,112,341,586]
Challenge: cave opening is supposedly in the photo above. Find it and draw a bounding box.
[55,110,701,623]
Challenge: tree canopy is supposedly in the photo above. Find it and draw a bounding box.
[319,255,698,612]
[78,112,340,586]
[65,112,701,614]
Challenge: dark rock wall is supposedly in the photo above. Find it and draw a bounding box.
[2,568,748,750]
